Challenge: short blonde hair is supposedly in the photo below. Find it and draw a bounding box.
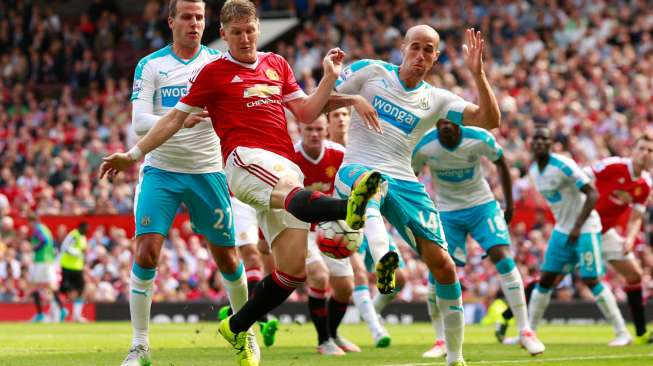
[220,0,257,27]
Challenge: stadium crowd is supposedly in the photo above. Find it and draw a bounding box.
[0,0,652,318]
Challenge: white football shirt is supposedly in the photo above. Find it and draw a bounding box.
[131,44,222,173]
[335,59,471,181]
[413,126,502,211]
[528,153,602,234]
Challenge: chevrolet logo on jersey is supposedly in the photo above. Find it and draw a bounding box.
[372,96,420,134]
[243,84,281,98]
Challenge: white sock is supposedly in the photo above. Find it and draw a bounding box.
[427,282,445,341]
[130,264,156,348]
[353,285,384,336]
[363,200,389,265]
[496,258,530,332]
[435,280,464,365]
[49,298,61,322]
[528,285,551,330]
[373,290,398,313]
[73,298,84,320]
[592,283,628,336]
[221,262,249,312]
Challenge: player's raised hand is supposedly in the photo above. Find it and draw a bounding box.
[183,110,210,129]
[462,28,484,77]
[99,152,136,180]
[353,95,383,134]
[322,48,345,79]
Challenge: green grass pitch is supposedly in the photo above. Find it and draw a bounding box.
[1,322,651,365]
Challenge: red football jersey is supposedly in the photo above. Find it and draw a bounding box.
[293,140,345,196]
[591,157,652,232]
[177,52,306,161]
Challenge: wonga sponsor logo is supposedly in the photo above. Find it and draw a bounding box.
[372,96,420,134]
[435,167,475,182]
[160,85,188,107]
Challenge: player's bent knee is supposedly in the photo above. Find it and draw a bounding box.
[539,272,559,289]
[270,175,302,209]
[331,277,354,301]
[239,244,263,269]
[307,263,329,289]
[135,234,165,268]
[211,246,240,273]
[625,273,642,284]
[257,239,271,255]
[582,278,599,288]
[487,245,510,263]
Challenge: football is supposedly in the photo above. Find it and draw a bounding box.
[316,220,363,259]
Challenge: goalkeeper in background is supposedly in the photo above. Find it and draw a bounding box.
[59,222,89,322]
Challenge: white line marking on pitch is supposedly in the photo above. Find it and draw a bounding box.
[382,353,653,366]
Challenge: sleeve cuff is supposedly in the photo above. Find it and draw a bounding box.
[633,204,646,214]
[445,101,472,125]
[493,147,504,161]
[175,101,204,114]
[575,179,589,189]
[283,89,307,103]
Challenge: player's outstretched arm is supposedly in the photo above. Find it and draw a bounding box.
[461,28,500,130]
[495,156,514,223]
[100,108,189,179]
[132,99,161,136]
[287,48,345,124]
[568,184,599,244]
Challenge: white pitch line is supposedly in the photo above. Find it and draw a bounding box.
[382,352,653,366]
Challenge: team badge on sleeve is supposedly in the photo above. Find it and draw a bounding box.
[132,79,142,94]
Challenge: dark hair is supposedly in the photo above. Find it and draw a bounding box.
[78,221,89,235]
[169,0,204,18]
[636,133,653,144]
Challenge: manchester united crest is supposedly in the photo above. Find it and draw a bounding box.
[326,166,336,178]
[265,69,279,81]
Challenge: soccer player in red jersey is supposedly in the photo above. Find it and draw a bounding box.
[293,115,361,355]
[100,1,382,364]
[587,134,653,345]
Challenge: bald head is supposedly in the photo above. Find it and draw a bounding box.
[399,25,441,83]
[404,25,440,46]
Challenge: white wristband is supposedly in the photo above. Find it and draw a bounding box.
[127,145,143,161]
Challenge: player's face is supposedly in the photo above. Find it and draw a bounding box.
[633,139,653,169]
[302,117,328,149]
[401,36,439,76]
[169,1,205,49]
[221,17,259,63]
[327,107,350,136]
[436,119,460,147]
[531,129,552,157]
